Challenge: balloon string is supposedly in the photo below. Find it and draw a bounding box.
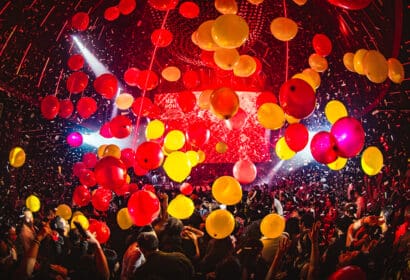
[132,9,170,149]
[283,0,289,82]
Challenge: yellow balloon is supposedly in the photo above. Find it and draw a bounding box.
[9,146,26,168]
[163,151,192,182]
[215,141,228,153]
[161,66,181,82]
[325,100,348,124]
[26,195,41,213]
[363,50,388,83]
[247,0,264,4]
[233,55,257,77]
[186,150,199,167]
[212,176,242,205]
[353,49,368,75]
[115,93,134,110]
[270,17,298,42]
[302,68,321,90]
[212,14,249,49]
[198,89,213,110]
[56,204,72,220]
[117,208,133,230]
[167,195,195,220]
[215,0,238,15]
[292,73,316,92]
[70,214,89,230]
[214,48,240,70]
[292,0,307,5]
[97,144,108,159]
[72,211,84,218]
[146,119,165,140]
[309,53,328,72]
[103,144,121,159]
[343,52,355,72]
[387,58,405,84]
[197,150,206,163]
[285,114,300,124]
[276,137,296,160]
[327,157,348,170]
[260,213,285,238]
[361,146,383,176]
[197,20,219,51]
[205,209,235,239]
[164,130,186,151]
[257,103,285,130]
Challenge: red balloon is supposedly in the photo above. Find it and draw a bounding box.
[327,0,373,10]
[233,159,257,184]
[180,182,193,195]
[92,188,113,212]
[179,1,199,18]
[127,190,160,226]
[58,99,74,118]
[182,70,200,89]
[71,12,89,31]
[100,122,113,138]
[148,0,178,11]
[118,0,136,15]
[88,219,111,244]
[177,91,196,113]
[131,97,153,117]
[133,160,149,176]
[109,115,132,139]
[77,97,97,119]
[134,70,158,91]
[135,141,164,170]
[73,162,87,177]
[279,78,316,119]
[328,265,366,280]
[124,67,140,86]
[200,50,217,68]
[94,73,118,99]
[67,54,84,71]
[121,148,135,168]
[66,72,88,94]
[147,104,162,119]
[79,169,97,187]
[72,185,91,207]
[142,184,156,193]
[94,156,127,189]
[128,183,139,193]
[331,117,365,158]
[256,91,278,108]
[83,152,98,168]
[228,107,247,130]
[285,123,309,152]
[310,131,338,164]
[104,6,120,21]
[312,34,332,57]
[186,123,210,148]
[151,29,173,47]
[41,95,60,120]
[114,183,130,196]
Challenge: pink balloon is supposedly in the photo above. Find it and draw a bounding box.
[110,115,132,139]
[233,159,257,184]
[127,190,160,226]
[94,156,127,189]
[228,107,247,130]
[72,162,86,177]
[72,185,91,207]
[330,117,365,158]
[186,123,210,148]
[285,123,309,152]
[310,131,338,164]
[67,132,83,147]
[83,152,98,168]
[91,188,112,212]
[135,141,164,170]
[327,0,373,10]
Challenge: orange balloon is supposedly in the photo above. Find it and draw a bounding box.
[270,17,298,41]
[233,55,257,77]
[213,48,240,70]
[215,0,238,14]
[197,20,219,51]
[198,89,213,110]
[353,49,368,75]
[343,52,355,72]
[308,53,328,72]
[210,87,240,119]
[162,66,181,82]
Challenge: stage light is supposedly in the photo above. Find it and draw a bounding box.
[72,36,110,76]
[82,132,133,150]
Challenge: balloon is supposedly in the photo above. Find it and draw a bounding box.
[197,150,206,163]
[327,0,373,10]
[213,48,240,70]
[83,152,97,168]
[353,49,368,75]
[148,0,178,11]
[186,151,199,167]
[135,141,164,170]
[285,114,300,124]
[177,91,197,113]
[361,146,383,176]
[124,67,140,86]
[210,87,240,119]
[167,195,195,220]
[100,123,113,138]
[198,89,213,110]
[79,169,97,187]
[343,52,355,72]
[161,66,181,82]
[196,20,219,51]
[92,188,112,212]
[73,185,91,207]
[72,162,87,177]
[257,103,285,130]
[56,204,72,220]
[118,0,136,15]
[41,95,60,120]
[292,73,316,92]
[88,220,111,244]
[331,117,365,158]
[327,157,348,170]
[256,91,277,108]
[212,176,242,205]
[94,156,127,189]
[260,214,285,238]
[312,34,332,57]
[227,107,247,130]
[276,137,296,160]
[133,160,149,176]
[284,123,309,152]
[212,14,249,49]
[163,151,192,182]
[94,73,118,99]
[71,12,89,31]
[270,17,298,41]
[328,265,366,280]
[102,144,121,159]
[9,146,26,168]
[117,208,133,230]
[109,115,132,139]
[180,182,194,195]
[26,195,40,213]
[151,28,173,47]
[115,93,134,110]
[127,190,160,226]
[215,0,238,14]
[387,58,405,84]
[186,123,210,148]
[215,142,228,153]
[120,148,135,168]
[205,209,235,239]
[66,132,83,147]
[279,78,316,119]
[363,50,388,83]
[182,70,200,89]
[76,97,97,119]
[300,68,321,90]
[131,97,153,117]
[325,100,348,124]
[233,55,257,77]
[164,130,186,151]
[70,214,89,230]
[233,159,257,184]
[248,0,264,4]
[145,120,165,140]
[292,0,307,6]
[310,131,338,164]
[104,6,120,21]
[67,54,84,71]
[58,99,74,118]
[179,1,199,18]
[308,53,328,72]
